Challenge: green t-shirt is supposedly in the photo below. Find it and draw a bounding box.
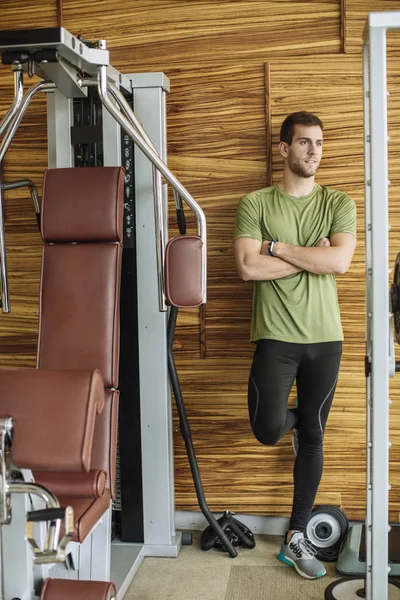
[235,184,356,343]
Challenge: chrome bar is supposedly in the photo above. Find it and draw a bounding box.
[0,80,55,313]
[8,480,60,562]
[83,76,167,310]
[0,80,56,164]
[8,481,60,509]
[0,183,9,313]
[10,480,61,555]
[97,66,207,305]
[2,179,40,215]
[0,69,24,138]
[173,189,183,211]
[105,80,166,311]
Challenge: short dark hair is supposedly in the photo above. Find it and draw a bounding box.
[280,111,323,145]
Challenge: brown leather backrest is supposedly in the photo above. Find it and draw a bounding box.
[37,244,122,388]
[37,167,124,389]
[35,167,124,506]
[41,167,124,243]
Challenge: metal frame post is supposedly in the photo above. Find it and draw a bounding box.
[130,73,180,553]
[368,21,390,600]
[362,39,373,599]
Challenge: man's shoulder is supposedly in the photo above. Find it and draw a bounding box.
[241,185,276,205]
[319,185,354,204]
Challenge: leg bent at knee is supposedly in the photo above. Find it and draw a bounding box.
[252,419,288,446]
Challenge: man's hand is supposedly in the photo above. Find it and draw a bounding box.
[316,237,331,247]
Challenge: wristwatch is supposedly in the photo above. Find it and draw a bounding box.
[268,240,278,257]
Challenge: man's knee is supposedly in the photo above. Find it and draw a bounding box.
[253,423,283,446]
[298,427,324,450]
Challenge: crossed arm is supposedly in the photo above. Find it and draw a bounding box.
[234,233,356,282]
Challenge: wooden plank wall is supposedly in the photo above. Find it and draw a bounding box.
[0,0,399,521]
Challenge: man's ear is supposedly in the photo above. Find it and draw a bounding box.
[279,141,289,158]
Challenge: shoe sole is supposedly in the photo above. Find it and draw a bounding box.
[277,550,326,580]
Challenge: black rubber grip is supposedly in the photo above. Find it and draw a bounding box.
[176,208,186,235]
[1,49,59,65]
[2,51,29,65]
[32,49,59,63]
[27,508,66,522]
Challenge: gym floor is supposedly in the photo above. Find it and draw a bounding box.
[124,532,340,600]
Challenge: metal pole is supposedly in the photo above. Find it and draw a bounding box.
[83,75,168,310]
[0,69,24,138]
[369,20,390,600]
[0,81,56,163]
[108,81,166,311]
[0,81,55,313]
[0,183,10,313]
[362,38,373,600]
[2,179,41,213]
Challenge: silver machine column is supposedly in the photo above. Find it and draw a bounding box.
[130,73,178,552]
[325,10,400,600]
[46,65,180,592]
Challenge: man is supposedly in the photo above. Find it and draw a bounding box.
[234,111,356,580]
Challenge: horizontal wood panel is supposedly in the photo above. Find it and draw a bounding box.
[62,0,341,70]
[0,0,57,28]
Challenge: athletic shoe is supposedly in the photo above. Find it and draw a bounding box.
[292,428,299,456]
[277,532,326,579]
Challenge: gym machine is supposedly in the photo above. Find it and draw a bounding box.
[325,11,400,600]
[0,26,253,600]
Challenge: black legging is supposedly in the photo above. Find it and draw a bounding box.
[248,339,342,532]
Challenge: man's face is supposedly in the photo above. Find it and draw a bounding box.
[281,124,323,178]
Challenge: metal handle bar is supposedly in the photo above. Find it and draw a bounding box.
[0,80,55,313]
[107,81,167,309]
[2,179,41,215]
[97,66,207,306]
[0,69,24,139]
[0,80,56,164]
[109,81,167,310]
[82,76,167,310]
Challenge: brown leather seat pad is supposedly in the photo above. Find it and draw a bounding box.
[0,369,104,472]
[40,578,116,600]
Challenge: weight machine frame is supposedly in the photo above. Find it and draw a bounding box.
[326,11,400,600]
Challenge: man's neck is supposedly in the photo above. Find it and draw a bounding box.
[277,172,316,198]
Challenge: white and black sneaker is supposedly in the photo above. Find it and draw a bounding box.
[278,532,326,579]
